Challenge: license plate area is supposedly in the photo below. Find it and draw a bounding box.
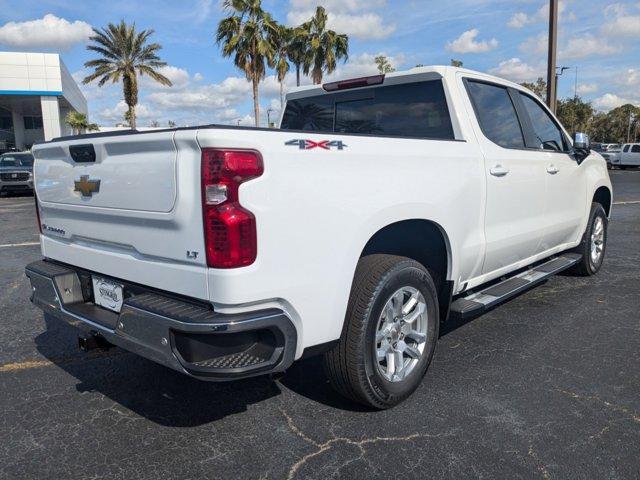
[92,276,124,313]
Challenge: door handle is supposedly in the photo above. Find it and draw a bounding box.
[546,164,559,174]
[490,165,510,177]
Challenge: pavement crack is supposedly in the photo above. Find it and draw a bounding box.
[527,443,551,480]
[279,408,457,479]
[555,388,640,423]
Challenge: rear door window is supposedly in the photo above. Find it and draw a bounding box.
[466,80,525,149]
[632,145,640,153]
[281,80,455,140]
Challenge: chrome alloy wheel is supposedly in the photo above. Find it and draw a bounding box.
[590,216,605,265]
[374,287,428,382]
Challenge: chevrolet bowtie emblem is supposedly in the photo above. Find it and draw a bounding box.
[74,175,101,197]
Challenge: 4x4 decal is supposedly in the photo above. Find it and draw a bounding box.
[285,139,347,150]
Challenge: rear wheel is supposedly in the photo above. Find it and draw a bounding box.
[569,203,608,276]
[323,254,439,409]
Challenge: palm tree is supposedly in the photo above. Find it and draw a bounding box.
[273,25,292,109]
[288,26,309,87]
[65,111,99,135]
[83,20,172,130]
[216,0,277,127]
[301,7,349,84]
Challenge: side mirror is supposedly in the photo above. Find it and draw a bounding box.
[573,132,590,150]
[573,132,591,164]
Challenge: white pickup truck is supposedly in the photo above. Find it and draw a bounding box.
[26,66,612,408]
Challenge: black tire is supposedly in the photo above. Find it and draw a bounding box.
[323,254,439,409]
[569,202,608,276]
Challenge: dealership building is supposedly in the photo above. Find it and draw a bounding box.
[0,52,87,152]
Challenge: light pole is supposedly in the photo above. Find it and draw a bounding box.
[546,0,559,113]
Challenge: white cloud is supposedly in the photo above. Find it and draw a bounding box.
[98,101,157,124]
[287,10,395,39]
[507,0,574,28]
[141,65,191,90]
[619,69,640,87]
[519,33,548,56]
[601,3,640,37]
[593,93,639,111]
[559,34,622,60]
[0,14,92,50]
[489,58,541,83]
[577,83,598,95]
[287,0,393,40]
[289,0,386,13]
[446,29,498,54]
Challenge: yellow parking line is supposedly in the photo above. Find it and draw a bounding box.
[613,200,640,205]
[0,359,52,372]
[0,241,40,248]
[0,350,126,373]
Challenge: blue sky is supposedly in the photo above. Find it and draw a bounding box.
[0,0,638,126]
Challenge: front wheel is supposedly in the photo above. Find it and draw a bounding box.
[569,203,608,276]
[323,254,439,409]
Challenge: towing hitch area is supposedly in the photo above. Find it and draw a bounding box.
[78,333,114,352]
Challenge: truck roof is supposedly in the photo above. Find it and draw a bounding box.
[287,65,528,99]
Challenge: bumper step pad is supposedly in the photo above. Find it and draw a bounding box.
[450,253,581,320]
[25,260,297,381]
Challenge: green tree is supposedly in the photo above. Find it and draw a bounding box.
[375,55,395,74]
[556,96,594,135]
[520,77,547,100]
[288,26,309,87]
[216,0,277,127]
[83,20,172,130]
[168,120,176,128]
[65,111,99,135]
[450,59,463,67]
[301,6,349,84]
[273,25,292,109]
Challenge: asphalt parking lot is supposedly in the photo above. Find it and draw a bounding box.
[1,170,639,480]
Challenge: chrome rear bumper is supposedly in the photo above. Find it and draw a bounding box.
[25,260,297,380]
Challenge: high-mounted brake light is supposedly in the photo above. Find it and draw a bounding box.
[323,74,385,92]
[201,148,263,269]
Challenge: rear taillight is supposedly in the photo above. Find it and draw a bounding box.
[34,193,42,234]
[201,148,263,268]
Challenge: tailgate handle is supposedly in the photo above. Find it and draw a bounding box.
[69,144,96,163]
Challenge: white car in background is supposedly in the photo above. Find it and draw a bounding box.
[619,143,640,169]
[601,147,622,168]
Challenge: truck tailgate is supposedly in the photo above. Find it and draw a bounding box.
[32,130,209,300]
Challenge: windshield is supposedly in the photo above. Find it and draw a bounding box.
[0,154,34,167]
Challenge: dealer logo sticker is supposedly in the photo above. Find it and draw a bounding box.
[285,139,347,150]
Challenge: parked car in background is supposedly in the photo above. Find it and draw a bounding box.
[602,143,621,152]
[601,147,622,169]
[619,143,640,168]
[0,152,34,196]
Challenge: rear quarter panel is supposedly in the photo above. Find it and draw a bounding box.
[197,128,485,355]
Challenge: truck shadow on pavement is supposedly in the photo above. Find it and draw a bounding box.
[34,314,366,426]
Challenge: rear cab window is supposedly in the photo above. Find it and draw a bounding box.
[281,80,455,140]
[465,80,525,149]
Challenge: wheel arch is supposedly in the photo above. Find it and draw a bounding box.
[358,219,453,321]
[593,186,612,217]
